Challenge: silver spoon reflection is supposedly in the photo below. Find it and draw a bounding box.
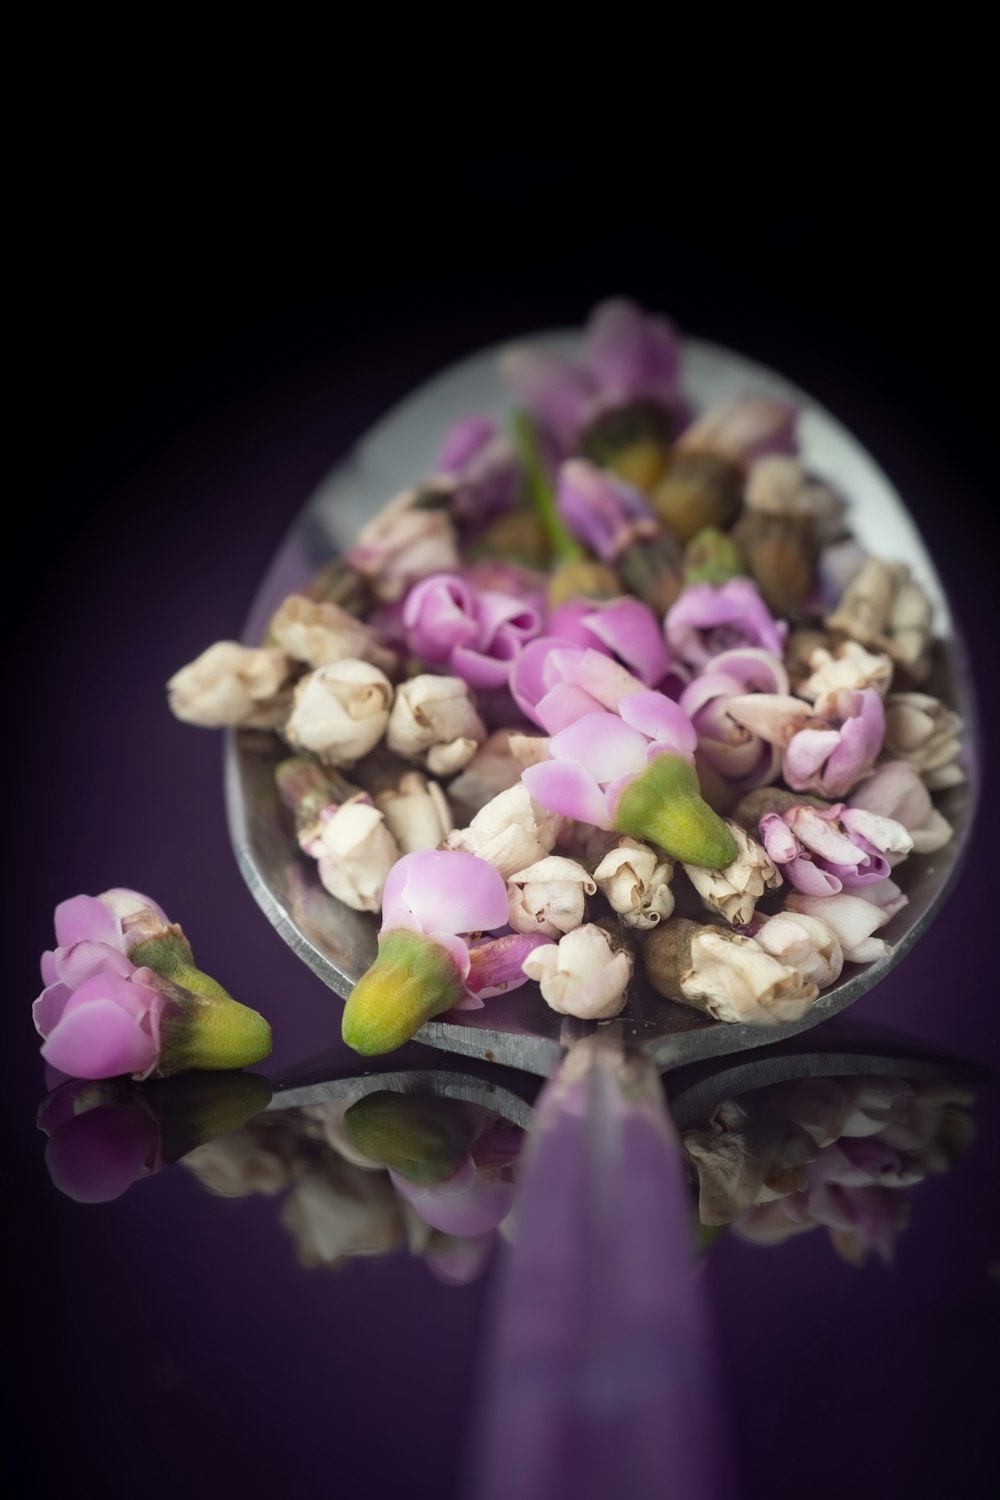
[225,332,978,1078]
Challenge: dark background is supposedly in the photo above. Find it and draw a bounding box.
[7,138,997,1497]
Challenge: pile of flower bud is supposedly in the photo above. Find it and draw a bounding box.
[169,298,965,1055]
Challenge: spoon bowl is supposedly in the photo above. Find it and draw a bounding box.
[225,331,978,1078]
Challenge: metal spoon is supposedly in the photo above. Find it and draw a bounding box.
[225,330,978,1079]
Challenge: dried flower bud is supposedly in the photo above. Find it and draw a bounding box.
[617,529,686,613]
[444,782,561,878]
[798,640,893,701]
[446,730,526,821]
[730,510,818,617]
[885,573,933,680]
[683,527,745,586]
[522,922,633,1019]
[307,798,401,912]
[745,457,847,545]
[732,785,833,831]
[784,891,894,962]
[784,627,838,693]
[269,594,397,674]
[651,451,743,544]
[825,555,895,642]
[372,770,453,854]
[848,760,953,855]
[825,559,934,682]
[285,660,393,767]
[580,400,673,490]
[592,836,675,929]
[167,642,296,729]
[472,507,553,570]
[386,674,485,776]
[507,733,551,770]
[682,820,782,926]
[883,693,965,789]
[642,918,818,1025]
[507,855,596,937]
[547,558,622,607]
[275,756,363,847]
[747,911,844,988]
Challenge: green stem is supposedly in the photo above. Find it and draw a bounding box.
[511,411,585,564]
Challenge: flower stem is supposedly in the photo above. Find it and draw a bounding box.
[512,412,585,564]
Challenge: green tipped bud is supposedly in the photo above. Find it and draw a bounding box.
[131,931,272,1075]
[684,527,745,586]
[150,1071,273,1163]
[613,753,739,869]
[580,400,672,491]
[343,1091,476,1184]
[342,929,466,1057]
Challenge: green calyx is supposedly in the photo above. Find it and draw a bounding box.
[613,753,738,869]
[343,1091,476,1184]
[342,929,467,1057]
[131,931,272,1075]
[684,527,745,585]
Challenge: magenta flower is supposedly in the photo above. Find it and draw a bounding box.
[402,572,542,689]
[519,681,737,867]
[437,414,521,521]
[665,578,787,671]
[342,849,553,1055]
[33,891,271,1081]
[555,459,659,560]
[759,801,913,896]
[679,647,787,792]
[500,297,684,453]
[727,688,886,799]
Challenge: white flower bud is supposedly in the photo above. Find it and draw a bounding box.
[849,760,953,855]
[309,798,401,912]
[798,640,894,701]
[883,692,965,789]
[507,733,551,768]
[682,821,782,926]
[784,891,893,962]
[507,856,596,937]
[750,911,844,989]
[683,929,818,1024]
[386,674,485,775]
[269,593,396,674]
[745,456,846,544]
[592,837,675,929]
[373,770,453,854]
[285,660,393,766]
[167,642,295,728]
[522,924,633,1020]
[444,782,561,878]
[349,488,460,603]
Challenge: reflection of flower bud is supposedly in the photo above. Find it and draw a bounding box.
[182,1124,291,1199]
[269,593,397,674]
[285,660,393,767]
[592,836,675,929]
[168,642,295,728]
[386,674,485,776]
[642,918,818,1025]
[444,783,561,878]
[280,1159,404,1266]
[522,923,633,1019]
[507,856,596,937]
[682,820,782,926]
[883,693,965,789]
[651,452,743,544]
[343,1091,479,1186]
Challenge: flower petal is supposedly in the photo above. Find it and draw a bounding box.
[380,849,510,937]
[549,713,649,783]
[618,691,698,756]
[54,940,136,990]
[54,895,121,951]
[522,761,612,829]
[41,1000,159,1080]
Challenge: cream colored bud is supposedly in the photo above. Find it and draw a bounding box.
[310,798,401,912]
[522,923,633,1020]
[798,640,894,701]
[350,488,460,603]
[444,782,561,878]
[372,770,453,854]
[745,456,847,545]
[683,929,818,1024]
[507,733,551,769]
[750,911,844,989]
[446,730,525,819]
[592,837,675,929]
[386,674,485,775]
[825,555,895,643]
[682,821,782,926]
[784,891,893,962]
[269,593,396,674]
[284,660,393,766]
[167,641,295,728]
[883,692,965,789]
[507,856,596,937]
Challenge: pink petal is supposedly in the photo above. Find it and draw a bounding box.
[54,940,136,990]
[785,729,843,784]
[381,850,510,937]
[40,950,58,986]
[510,638,583,722]
[54,895,121,951]
[534,682,607,735]
[700,647,790,696]
[571,649,646,711]
[33,982,72,1038]
[759,812,799,863]
[450,645,513,690]
[618,691,698,756]
[475,591,543,647]
[41,1000,159,1080]
[786,806,865,865]
[582,599,670,686]
[439,414,496,471]
[549,712,649,782]
[547,599,605,649]
[585,297,681,404]
[391,1171,517,1238]
[785,857,843,895]
[521,760,612,829]
[466,932,554,997]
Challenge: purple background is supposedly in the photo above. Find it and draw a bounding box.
[9,149,998,1497]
